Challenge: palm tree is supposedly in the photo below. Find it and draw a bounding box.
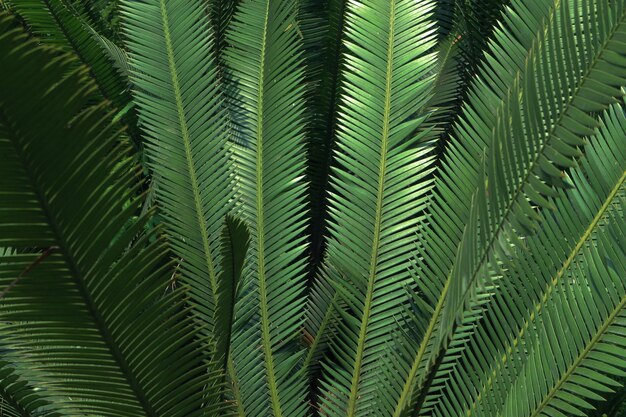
[0,0,625,416]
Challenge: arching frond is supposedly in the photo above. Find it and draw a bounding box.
[494,202,626,417]
[0,15,221,416]
[395,0,626,415]
[421,102,626,417]
[121,0,235,368]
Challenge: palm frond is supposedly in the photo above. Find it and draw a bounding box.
[223,0,311,415]
[121,0,235,367]
[420,101,626,417]
[490,200,626,417]
[394,0,626,414]
[314,0,438,415]
[0,15,221,416]
[441,0,626,362]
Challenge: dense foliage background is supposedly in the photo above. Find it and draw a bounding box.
[0,0,626,416]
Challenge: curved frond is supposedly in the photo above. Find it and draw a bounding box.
[421,102,626,417]
[224,0,310,415]
[0,16,220,416]
[315,0,438,415]
[394,0,626,414]
[493,202,626,417]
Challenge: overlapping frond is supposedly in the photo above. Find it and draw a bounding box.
[0,16,220,416]
[491,202,626,417]
[394,0,626,414]
[314,1,438,415]
[441,0,626,361]
[223,0,310,415]
[121,0,235,366]
[421,102,626,417]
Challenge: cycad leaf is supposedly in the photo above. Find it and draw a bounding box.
[316,0,438,415]
[0,15,220,416]
[442,0,626,355]
[121,0,235,361]
[494,203,626,417]
[224,0,310,415]
[395,0,626,413]
[422,102,626,417]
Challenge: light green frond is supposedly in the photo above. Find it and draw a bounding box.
[224,0,310,415]
[0,16,221,416]
[315,0,438,415]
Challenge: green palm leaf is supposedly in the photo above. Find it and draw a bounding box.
[491,202,626,417]
[394,0,626,413]
[223,0,310,415]
[314,0,438,415]
[120,0,235,366]
[420,101,626,417]
[0,15,220,416]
